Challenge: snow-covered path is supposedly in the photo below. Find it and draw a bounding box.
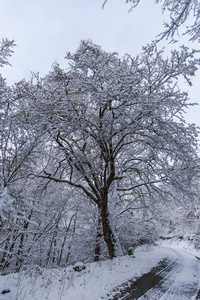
[130,247,200,300]
[0,244,199,299]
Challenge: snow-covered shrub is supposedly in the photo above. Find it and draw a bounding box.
[73,262,86,272]
[127,247,135,256]
[156,201,200,249]
[116,211,158,253]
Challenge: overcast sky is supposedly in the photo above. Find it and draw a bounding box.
[1,0,200,127]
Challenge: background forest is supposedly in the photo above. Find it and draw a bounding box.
[0,0,200,276]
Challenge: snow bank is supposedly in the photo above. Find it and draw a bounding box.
[159,239,200,258]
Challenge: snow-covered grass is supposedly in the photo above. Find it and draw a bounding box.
[0,245,178,300]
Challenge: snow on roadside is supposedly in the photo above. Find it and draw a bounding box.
[159,239,200,258]
[160,239,200,299]
[0,245,177,300]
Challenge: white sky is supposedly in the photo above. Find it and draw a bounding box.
[1,0,200,127]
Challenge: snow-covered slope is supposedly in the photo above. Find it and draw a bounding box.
[0,244,198,300]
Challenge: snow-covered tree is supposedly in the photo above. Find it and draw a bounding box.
[18,40,199,259]
[0,39,49,272]
[0,39,16,221]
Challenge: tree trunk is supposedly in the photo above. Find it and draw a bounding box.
[0,237,10,271]
[58,213,75,266]
[100,191,123,259]
[45,230,56,267]
[94,210,102,262]
[16,213,32,272]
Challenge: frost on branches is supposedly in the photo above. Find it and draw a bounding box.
[0,39,15,68]
[0,187,14,225]
[19,40,200,259]
[0,39,42,273]
[104,0,200,42]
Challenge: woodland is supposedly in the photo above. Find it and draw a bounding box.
[0,0,200,275]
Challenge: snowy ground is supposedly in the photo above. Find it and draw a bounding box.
[0,242,199,300]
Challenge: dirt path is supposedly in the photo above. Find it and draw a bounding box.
[111,247,200,300]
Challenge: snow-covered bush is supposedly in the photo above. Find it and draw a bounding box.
[73,262,86,272]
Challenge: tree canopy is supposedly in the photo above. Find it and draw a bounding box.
[17,40,200,258]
